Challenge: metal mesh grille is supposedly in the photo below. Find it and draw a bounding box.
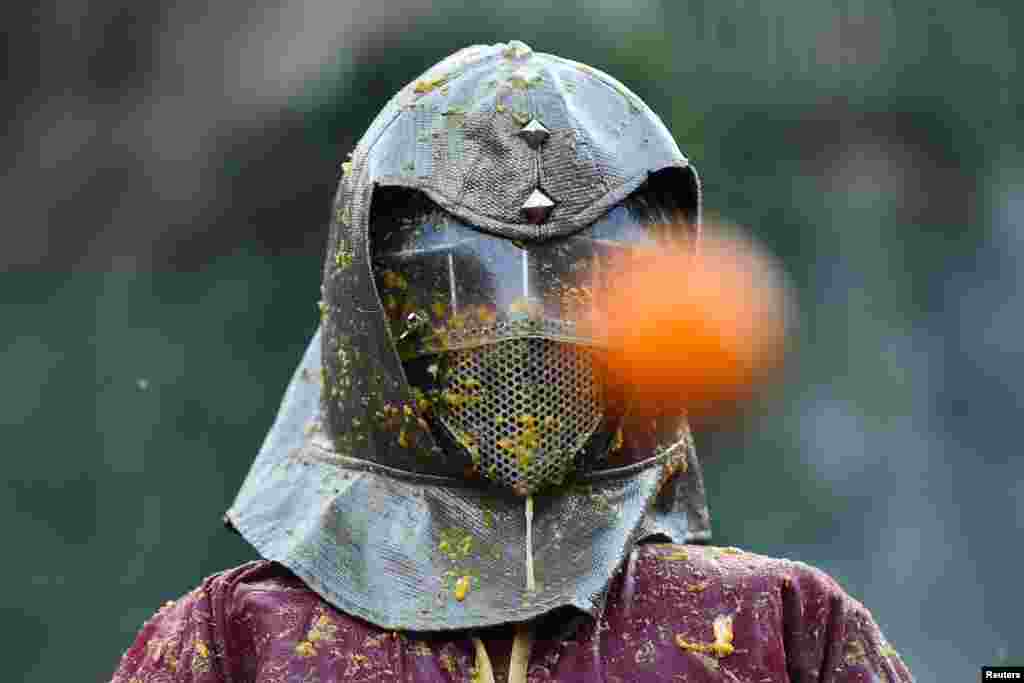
[437,338,604,494]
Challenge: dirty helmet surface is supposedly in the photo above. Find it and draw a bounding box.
[226,41,711,632]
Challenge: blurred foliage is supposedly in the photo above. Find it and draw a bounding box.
[1,253,319,679]
[3,1,1021,681]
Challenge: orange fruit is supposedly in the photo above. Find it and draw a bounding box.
[600,232,790,422]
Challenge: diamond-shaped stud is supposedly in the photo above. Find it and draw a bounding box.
[520,188,555,224]
[516,119,550,149]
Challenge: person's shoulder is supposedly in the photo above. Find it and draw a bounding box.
[110,561,388,683]
[625,543,914,682]
[635,542,844,589]
[219,560,388,637]
[631,542,865,613]
[205,560,351,623]
[110,562,279,682]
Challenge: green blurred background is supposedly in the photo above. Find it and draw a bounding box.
[3,1,1021,680]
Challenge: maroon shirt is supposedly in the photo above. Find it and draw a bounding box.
[110,544,913,682]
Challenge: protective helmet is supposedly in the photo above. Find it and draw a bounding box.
[226,41,711,631]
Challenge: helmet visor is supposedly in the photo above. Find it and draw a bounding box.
[373,205,677,360]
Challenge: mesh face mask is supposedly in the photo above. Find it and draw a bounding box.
[372,187,691,496]
[409,338,615,495]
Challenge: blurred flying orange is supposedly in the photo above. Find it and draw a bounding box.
[600,228,791,422]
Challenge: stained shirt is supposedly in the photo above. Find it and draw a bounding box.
[109,543,914,682]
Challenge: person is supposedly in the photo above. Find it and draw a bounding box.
[109,41,914,683]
